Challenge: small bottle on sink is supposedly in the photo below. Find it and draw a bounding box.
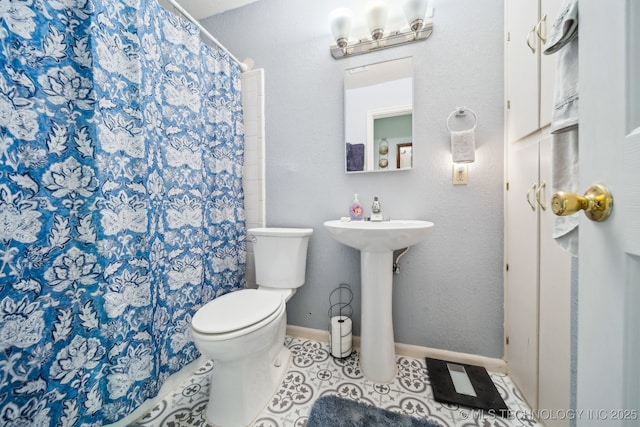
[350,194,363,220]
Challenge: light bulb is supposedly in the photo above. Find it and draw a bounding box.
[403,0,428,32]
[366,2,388,41]
[329,8,353,48]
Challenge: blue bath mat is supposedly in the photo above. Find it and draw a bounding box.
[306,395,442,427]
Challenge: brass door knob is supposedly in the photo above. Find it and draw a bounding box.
[551,184,613,222]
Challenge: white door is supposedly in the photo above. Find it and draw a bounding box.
[575,1,640,425]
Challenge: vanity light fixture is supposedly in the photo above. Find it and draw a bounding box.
[329,0,433,59]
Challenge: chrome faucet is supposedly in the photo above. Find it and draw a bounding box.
[370,196,383,222]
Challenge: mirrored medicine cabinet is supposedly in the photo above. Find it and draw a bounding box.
[344,57,413,173]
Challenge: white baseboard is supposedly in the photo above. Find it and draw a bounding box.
[286,325,507,374]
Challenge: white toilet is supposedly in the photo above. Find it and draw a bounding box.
[190,227,313,427]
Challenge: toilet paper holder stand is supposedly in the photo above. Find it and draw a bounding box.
[328,283,353,359]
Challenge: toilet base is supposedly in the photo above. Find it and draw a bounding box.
[204,345,291,427]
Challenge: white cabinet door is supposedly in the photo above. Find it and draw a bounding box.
[506,0,539,143]
[505,140,540,409]
[506,136,572,415]
[506,0,561,142]
[538,136,572,427]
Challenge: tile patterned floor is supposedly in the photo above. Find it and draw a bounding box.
[131,336,542,427]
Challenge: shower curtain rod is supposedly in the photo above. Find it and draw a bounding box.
[165,0,247,71]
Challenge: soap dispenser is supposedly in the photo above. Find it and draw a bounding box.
[350,194,363,220]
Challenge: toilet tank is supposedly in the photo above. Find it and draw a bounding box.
[248,227,313,288]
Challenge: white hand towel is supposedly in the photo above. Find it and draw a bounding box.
[548,36,578,134]
[551,129,579,257]
[543,0,578,55]
[450,129,475,163]
[544,0,579,134]
[544,0,580,256]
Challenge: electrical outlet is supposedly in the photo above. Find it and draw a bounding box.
[453,164,468,185]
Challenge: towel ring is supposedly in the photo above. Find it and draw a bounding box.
[446,107,477,133]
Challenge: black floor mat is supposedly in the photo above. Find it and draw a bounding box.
[426,357,510,417]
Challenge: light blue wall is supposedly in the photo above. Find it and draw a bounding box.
[203,0,505,358]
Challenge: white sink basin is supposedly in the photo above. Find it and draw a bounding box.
[323,219,434,252]
[323,218,434,383]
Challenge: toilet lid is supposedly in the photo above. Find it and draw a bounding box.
[192,289,283,334]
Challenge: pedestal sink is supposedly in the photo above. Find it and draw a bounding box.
[323,219,434,383]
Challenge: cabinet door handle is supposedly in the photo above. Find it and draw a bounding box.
[536,180,547,211]
[526,25,537,54]
[526,182,537,211]
[536,14,548,44]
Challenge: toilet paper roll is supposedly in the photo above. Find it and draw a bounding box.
[331,334,352,358]
[330,316,352,336]
[330,316,352,358]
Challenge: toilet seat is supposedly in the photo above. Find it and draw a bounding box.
[192,289,283,338]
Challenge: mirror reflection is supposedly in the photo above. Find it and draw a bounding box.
[344,57,413,173]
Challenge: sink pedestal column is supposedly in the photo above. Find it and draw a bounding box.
[323,219,434,383]
[359,251,396,383]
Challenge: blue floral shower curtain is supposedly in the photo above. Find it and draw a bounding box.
[0,0,245,424]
